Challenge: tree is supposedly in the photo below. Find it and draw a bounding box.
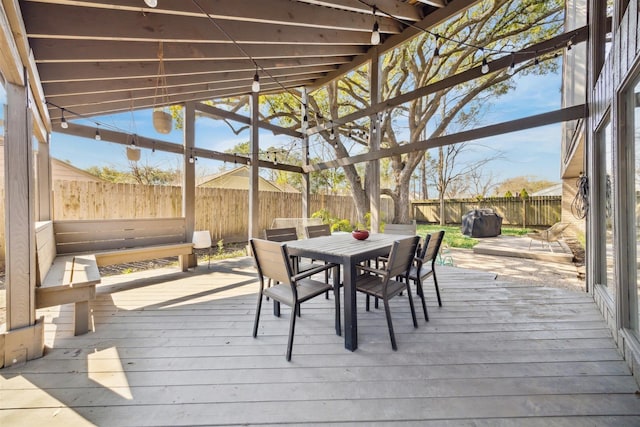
[187,0,564,226]
[295,0,563,225]
[86,162,180,185]
[495,176,558,196]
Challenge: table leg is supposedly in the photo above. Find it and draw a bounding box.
[333,265,341,336]
[342,260,358,351]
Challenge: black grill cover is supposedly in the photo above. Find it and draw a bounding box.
[461,209,502,237]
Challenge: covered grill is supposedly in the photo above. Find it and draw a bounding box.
[461,209,503,238]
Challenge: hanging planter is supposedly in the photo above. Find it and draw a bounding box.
[153,109,172,134]
[152,41,173,134]
[126,146,141,161]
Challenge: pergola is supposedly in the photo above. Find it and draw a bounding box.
[0,0,616,372]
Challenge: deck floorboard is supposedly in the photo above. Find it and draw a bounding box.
[2,257,639,426]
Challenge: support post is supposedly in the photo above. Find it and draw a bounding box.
[369,48,381,233]
[36,134,52,221]
[248,91,260,239]
[301,89,310,219]
[2,79,44,367]
[183,101,196,267]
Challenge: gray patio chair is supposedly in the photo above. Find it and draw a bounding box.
[304,224,332,239]
[304,223,335,299]
[355,236,420,350]
[408,230,445,322]
[527,222,569,252]
[251,238,337,361]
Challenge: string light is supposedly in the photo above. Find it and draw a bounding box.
[252,66,260,93]
[433,35,440,65]
[144,0,157,7]
[534,51,539,65]
[152,141,156,153]
[60,108,68,129]
[273,153,278,165]
[507,53,516,75]
[480,49,489,74]
[370,6,380,45]
[94,126,101,140]
[329,121,335,140]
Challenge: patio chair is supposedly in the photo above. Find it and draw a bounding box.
[408,230,445,322]
[304,224,335,298]
[383,221,417,235]
[527,222,569,252]
[304,224,332,239]
[251,238,337,361]
[355,236,420,350]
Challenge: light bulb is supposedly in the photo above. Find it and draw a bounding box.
[507,62,516,75]
[60,110,68,129]
[251,73,260,92]
[433,47,440,65]
[95,128,101,140]
[144,0,158,7]
[330,128,335,140]
[189,155,194,164]
[371,21,380,45]
[481,58,489,74]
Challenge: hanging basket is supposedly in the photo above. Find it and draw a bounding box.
[153,110,172,134]
[126,146,141,161]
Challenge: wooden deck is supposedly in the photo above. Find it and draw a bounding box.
[1,257,639,426]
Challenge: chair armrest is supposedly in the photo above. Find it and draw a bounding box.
[292,263,337,281]
[356,264,386,277]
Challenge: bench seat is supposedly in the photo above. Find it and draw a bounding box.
[93,242,194,270]
[35,252,100,335]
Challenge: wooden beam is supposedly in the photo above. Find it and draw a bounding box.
[0,1,23,85]
[27,0,404,34]
[3,0,51,133]
[21,2,377,44]
[38,56,349,83]
[31,39,366,63]
[307,26,590,134]
[195,103,302,138]
[56,122,304,174]
[43,68,332,98]
[46,77,316,120]
[304,105,588,172]
[296,0,423,21]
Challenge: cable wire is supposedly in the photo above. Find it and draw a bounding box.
[571,173,588,219]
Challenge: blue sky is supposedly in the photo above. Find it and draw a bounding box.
[43,66,563,183]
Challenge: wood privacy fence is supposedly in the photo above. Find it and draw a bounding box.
[50,181,394,244]
[411,196,562,227]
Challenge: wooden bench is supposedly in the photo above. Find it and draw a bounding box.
[35,221,101,336]
[53,218,194,271]
[36,218,194,335]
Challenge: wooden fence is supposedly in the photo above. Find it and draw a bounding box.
[411,196,562,227]
[50,181,394,243]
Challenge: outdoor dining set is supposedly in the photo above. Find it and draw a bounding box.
[250,224,445,360]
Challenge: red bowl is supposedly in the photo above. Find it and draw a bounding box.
[352,230,369,240]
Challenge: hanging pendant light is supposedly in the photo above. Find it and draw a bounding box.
[144,0,157,7]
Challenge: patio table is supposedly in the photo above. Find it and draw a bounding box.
[287,233,409,351]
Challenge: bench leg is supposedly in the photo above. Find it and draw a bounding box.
[179,254,190,272]
[74,300,92,335]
